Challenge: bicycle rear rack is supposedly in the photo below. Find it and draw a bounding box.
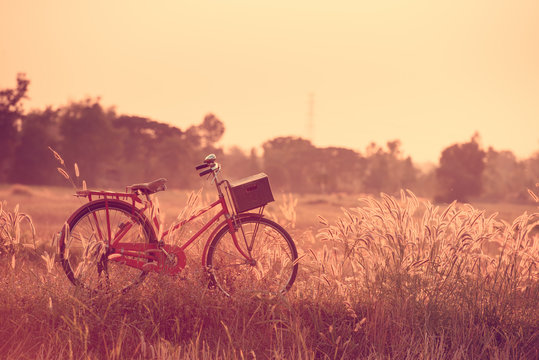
[76,189,141,202]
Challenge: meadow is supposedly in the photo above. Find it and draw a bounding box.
[0,184,538,359]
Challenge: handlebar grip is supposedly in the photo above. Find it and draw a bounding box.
[196,164,209,170]
[199,168,213,176]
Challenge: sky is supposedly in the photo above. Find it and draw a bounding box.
[1,0,538,164]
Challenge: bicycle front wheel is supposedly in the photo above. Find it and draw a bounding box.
[206,216,298,297]
[59,199,157,293]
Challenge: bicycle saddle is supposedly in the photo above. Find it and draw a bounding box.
[128,178,167,194]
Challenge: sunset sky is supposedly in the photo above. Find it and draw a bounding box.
[1,0,538,163]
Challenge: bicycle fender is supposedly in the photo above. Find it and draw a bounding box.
[63,199,143,226]
[201,212,264,267]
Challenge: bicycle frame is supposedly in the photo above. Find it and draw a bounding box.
[75,179,255,274]
[58,153,300,296]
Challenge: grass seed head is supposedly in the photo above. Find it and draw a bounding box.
[48,146,65,165]
[57,168,70,180]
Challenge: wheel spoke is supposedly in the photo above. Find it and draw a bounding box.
[207,217,298,296]
[59,200,156,293]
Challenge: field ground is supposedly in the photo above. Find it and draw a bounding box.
[1,184,538,359]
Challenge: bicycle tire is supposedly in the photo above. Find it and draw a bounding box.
[59,199,157,293]
[206,216,298,296]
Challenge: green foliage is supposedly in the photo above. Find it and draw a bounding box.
[262,137,417,195]
[435,133,486,202]
[524,153,539,191]
[0,74,30,181]
[362,140,417,194]
[3,93,226,189]
[482,148,529,202]
[219,146,260,180]
[263,137,317,192]
[9,108,60,185]
[1,73,538,203]
[58,98,121,187]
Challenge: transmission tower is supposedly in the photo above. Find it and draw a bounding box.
[307,92,315,142]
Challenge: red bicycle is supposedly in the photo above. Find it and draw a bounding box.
[58,154,298,296]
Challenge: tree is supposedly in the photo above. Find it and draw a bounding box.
[316,146,364,193]
[221,146,260,180]
[185,113,225,155]
[262,136,369,193]
[435,133,486,203]
[58,98,120,187]
[523,151,539,199]
[482,148,528,202]
[112,113,225,188]
[362,140,417,195]
[113,115,184,185]
[0,73,29,182]
[9,108,61,185]
[196,113,225,147]
[262,137,317,192]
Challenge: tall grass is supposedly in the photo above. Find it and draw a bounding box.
[313,190,538,358]
[0,200,36,263]
[0,189,537,359]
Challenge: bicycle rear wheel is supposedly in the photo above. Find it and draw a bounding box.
[59,199,157,293]
[206,216,298,297]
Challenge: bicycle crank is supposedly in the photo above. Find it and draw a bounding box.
[143,245,186,275]
[159,245,186,275]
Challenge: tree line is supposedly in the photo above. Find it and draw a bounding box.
[1,74,538,203]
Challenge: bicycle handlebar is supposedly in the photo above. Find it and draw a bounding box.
[196,154,220,177]
[199,168,213,177]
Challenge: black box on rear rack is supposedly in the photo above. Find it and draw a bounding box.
[228,173,274,213]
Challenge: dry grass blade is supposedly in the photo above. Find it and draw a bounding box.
[48,146,65,165]
[57,168,70,180]
[164,188,207,246]
[0,183,537,359]
[49,146,85,190]
[528,188,539,203]
[278,193,298,228]
[0,201,36,255]
[41,251,56,274]
[315,190,539,328]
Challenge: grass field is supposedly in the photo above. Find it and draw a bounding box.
[1,184,538,359]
